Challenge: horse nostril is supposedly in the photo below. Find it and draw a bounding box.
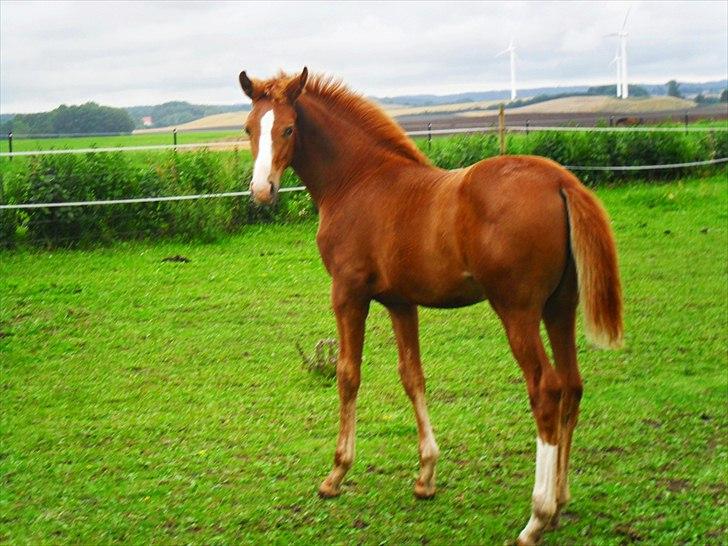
[269,182,275,196]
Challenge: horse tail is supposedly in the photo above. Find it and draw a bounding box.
[560,180,623,349]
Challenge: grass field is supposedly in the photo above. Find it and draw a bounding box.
[0,130,244,154]
[1,176,726,544]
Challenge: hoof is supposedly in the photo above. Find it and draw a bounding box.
[414,481,436,500]
[515,535,541,546]
[317,480,341,499]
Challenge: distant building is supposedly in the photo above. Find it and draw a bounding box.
[142,116,153,127]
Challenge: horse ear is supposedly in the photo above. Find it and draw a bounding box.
[285,66,308,103]
[239,70,256,99]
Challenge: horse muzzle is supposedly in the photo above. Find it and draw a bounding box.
[250,176,280,205]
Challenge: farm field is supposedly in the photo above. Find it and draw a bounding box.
[1,175,727,544]
[457,95,697,117]
[127,96,708,132]
[134,113,250,134]
[384,99,504,117]
[133,101,508,134]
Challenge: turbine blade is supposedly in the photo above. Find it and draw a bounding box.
[495,48,510,57]
[621,5,632,31]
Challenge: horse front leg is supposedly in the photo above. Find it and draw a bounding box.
[388,304,440,499]
[318,285,369,498]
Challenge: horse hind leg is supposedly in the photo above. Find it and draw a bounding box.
[496,307,563,546]
[542,261,582,529]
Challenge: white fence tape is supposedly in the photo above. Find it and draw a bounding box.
[565,157,728,171]
[1,158,726,210]
[0,141,244,157]
[508,125,728,133]
[0,186,305,210]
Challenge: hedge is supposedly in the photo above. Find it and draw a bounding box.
[1,129,726,248]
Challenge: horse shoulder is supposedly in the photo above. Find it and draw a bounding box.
[315,204,376,289]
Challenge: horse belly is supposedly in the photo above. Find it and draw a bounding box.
[374,264,486,308]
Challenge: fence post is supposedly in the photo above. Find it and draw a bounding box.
[525,119,529,136]
[498,104,506,155]
[7,132,12,161]
[173,128,178,150]
[684,112,688,134]
[427,122,432,150]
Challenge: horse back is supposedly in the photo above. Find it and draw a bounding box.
[316,155,573,309]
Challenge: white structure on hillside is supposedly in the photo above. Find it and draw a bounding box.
[606,7,632,98]
[496,39,518,101]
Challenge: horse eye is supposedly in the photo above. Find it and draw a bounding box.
[244,126,251,135]
[283,126,293,138]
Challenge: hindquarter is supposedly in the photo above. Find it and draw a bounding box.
[456,156,571,309]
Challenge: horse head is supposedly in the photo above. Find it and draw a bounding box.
[239,67,308,204]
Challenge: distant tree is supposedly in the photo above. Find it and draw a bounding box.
[53,102,134,134]
[693,93,720,106]
[666,80,683,98]
[1,102,134,135]
[586,84,649,97]
[721,89,728,103]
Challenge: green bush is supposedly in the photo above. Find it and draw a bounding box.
[1,128,726,249]
[421,129,726,186]
[419,133,500,169]
[0,163,26,248]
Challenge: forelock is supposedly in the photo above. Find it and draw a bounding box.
[252,71,304,103]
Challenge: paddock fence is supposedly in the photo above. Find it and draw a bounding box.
[1,118,727,248]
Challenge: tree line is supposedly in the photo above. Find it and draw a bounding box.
[125,101,248,129]
[1,102,135,136]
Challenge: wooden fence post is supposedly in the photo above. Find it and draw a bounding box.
[498,104,506,155]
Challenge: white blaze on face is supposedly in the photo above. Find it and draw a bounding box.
[251,109,275,196]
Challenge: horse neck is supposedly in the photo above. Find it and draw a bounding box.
[291,95,401,207]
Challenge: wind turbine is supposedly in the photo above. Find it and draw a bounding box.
[496,38,518,101]
[609,45,622,98]
[606,6,631,98]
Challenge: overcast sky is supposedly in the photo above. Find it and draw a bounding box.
[1,0,726,113]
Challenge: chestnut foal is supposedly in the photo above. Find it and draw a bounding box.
[239,68,622,545]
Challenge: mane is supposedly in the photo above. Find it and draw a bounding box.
[258,72,430,166]
[305,74,430,165]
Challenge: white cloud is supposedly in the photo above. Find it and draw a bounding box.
[0,0,726,112]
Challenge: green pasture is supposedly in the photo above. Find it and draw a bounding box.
[1,121,725,155]
[0,176,726,544]
[0,130,244,154]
